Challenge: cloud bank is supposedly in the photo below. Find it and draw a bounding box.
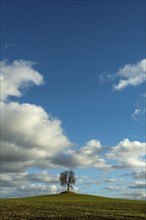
[0,171,60,198]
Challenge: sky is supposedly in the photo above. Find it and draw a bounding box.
[0,0,146,200]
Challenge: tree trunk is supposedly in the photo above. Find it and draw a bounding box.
[67,184,70,191]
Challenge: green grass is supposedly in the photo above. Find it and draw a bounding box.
[1,192,146,220]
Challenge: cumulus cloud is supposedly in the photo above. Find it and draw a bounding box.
[1,101,72,172]
[113,59,146,90]
[106,139,145,169]
[0,60,44,101]
[51,139,111,170]
[1,59,110,175]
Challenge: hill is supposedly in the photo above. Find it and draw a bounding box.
[1,192,146,220]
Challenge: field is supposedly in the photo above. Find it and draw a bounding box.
[0,192,146,220]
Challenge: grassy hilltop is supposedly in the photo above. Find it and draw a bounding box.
[1,192,146,220]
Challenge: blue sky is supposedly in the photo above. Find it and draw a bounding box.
[0,0,146,200]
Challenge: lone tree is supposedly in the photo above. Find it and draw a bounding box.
[59,170,76,192]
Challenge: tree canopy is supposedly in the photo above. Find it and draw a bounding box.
[59,170,76,192]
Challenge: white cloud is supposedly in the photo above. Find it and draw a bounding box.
[0,171,59,187]
[99,59,146,90]
[2,183,59,198]
[129,181,146,189]
[77,176,100,186]
[133,170,146,179]
[113,59,146,90]
[51,139,111,170]
[72,140,109,168]
[103,178,124,183]
[0,171,60,198]
[1,101,72,172]
[131,108,145,119]
[0,59,72,173]
[0,59,110,175]
[99,72,116,84]
[143,93,146,98]
[106,139,146,169]
[0,60,44,101]
[121,191,146,200]
[4,44,16,49]
[131,93,146,120]
[103,186,120,191]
